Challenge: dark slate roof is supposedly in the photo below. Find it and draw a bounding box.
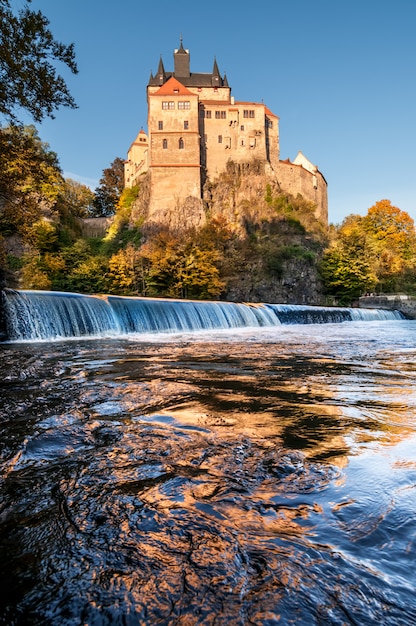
[148,71,229,88]
[148,47,228,88]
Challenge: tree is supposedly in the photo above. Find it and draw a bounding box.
[60,178,95,218]
[0,124,63,235]
[0,0,78,123]
[137,230,225,299]
[320,201,416,301]
[363,200,416,262]
[319,216,377,304]
[92,158,125,217]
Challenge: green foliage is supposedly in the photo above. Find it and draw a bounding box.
[107,245,139,295]
[6,254,23,270]
[26,219,58,252]
[319,245,377,305]
[21,255,52,290]
[0,124,63,236]
[104,185,139,242]
[0,0,77,123]
[60,178,95,218]
[137,230,225,299]
[319,200,416,303]
[67,256,109,294]
[92,157,125,217]
[265,184,273,205]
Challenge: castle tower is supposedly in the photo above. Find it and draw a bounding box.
[174,38,190,78]
[147,76,203,226]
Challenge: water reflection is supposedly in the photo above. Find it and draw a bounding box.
[1,322,416,624]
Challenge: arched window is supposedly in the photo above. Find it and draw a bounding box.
[179,138,184,150]
[163,139,168,149]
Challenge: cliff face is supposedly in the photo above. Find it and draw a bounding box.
[129,160,327,305]
[225,256,324,305]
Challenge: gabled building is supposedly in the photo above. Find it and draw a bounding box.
[125,39,327,226]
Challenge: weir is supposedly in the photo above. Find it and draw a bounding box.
[1,289,406,342]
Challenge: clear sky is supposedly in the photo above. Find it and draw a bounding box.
[19,0,416,225]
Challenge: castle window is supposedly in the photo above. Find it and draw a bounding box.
[158,121,163,130]
[215,111,227,119]
[184,120,189,129]
[206,110,212,119]
[240,139,245,146]
[163,139,168,149]
[179,138,184,149]
[178,101,190,110]
[218,135,222,143]
[162,101,175,110]
[240,125,244,131]
[243,110,255,118]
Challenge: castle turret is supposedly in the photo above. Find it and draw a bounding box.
[211,58,221,87]
[156,57,166,85]
[174,38,190,78]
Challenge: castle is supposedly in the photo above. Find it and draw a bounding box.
[124,40,328,226]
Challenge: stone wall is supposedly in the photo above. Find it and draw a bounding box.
[78,217,113,238]
[274,160,328,224]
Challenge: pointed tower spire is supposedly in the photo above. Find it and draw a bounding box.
[211,57,221,87]
[157,56,166,85]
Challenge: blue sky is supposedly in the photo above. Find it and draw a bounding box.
[19,0,416,225]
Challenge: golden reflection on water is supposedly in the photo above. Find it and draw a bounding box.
[1,326,416,624]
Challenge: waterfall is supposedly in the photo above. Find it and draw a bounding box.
[1,289,406,342]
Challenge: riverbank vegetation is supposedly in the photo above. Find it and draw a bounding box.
[1,126,415,305]
[1,2,415,305]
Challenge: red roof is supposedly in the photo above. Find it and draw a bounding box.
[153,76,195,96]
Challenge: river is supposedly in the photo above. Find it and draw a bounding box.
[1,316,416,624]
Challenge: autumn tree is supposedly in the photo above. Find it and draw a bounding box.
[361,200,416,292]
[137,230,225,299]
[319,219,377,304]
[320,201,416,303]
[60,178,95,218]
[0,124,63,236]
[92,157,125,217]
[0,0,78,124]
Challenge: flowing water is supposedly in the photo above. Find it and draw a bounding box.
[1,292,416,625]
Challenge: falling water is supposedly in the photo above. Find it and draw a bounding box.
[1,289,405,342]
